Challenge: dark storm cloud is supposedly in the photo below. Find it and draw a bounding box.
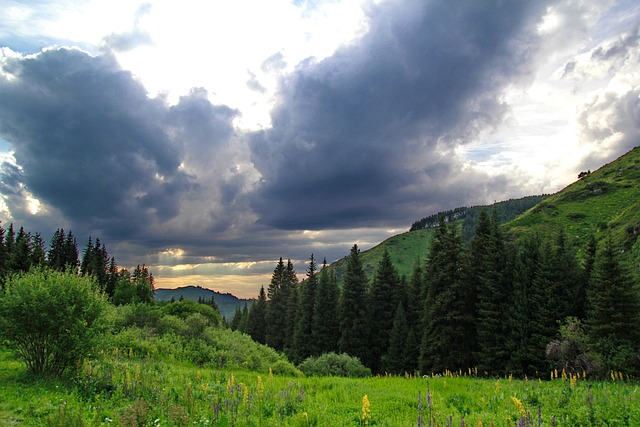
[249,0,550,230]
[0,47,237,241]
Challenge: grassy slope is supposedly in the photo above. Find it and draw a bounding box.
[331,146,640,282]
[331,228,436,283]
[506,146,640,260]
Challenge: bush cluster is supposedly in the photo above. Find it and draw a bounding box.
[299,352,371,377]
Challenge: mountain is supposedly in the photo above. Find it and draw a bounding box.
[330,146,640,281]
[506,146,640,261]
[330,195,546,282]
[154,286,253,319]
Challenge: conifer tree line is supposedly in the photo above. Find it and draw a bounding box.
[0,222,154,305]
[234,210,640,376]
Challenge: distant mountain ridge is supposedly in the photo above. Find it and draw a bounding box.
[154,286,253,319]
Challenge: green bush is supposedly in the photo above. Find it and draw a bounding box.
[298,352,371,377]
[0,269,109,376]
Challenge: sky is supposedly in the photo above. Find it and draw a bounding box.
[0,0,639,298]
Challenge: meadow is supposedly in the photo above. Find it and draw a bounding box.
[1,347,638,427]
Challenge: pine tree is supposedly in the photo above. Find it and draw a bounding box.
[47,228,66,270]
[586,236,640,371]
[132,264,154,303]
[338,244,371,366]
[312,259,340,355]
[471,210,509,374]
[420,217,472,373]
[283,259,299,354]
[292,254,318,363]
[9,227,31,272]
[382,303,410,374]
[368,249,400,373]
[30,233,46,267]
[506,234,542,375]
[404,260,424,372]
[249,286,267,344]
[265,258,287,349]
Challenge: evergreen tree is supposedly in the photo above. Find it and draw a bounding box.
[420,217,472,373]
[30,233,46,267]
[404,260,424,372]
[283,259,299,354]
[586,236,640,371]
[292,254,318,362]
[9,226,31,272]
[382,303,410,374]
[506,234,542,375]
[312,259,340,355]
[549,228,583,321]
[132,264,154,303]
[248,286,267,344]
[64,231,79,270]
[471,210,509,373]
[526,240,559,375]
[338,244,371,366]
[47,228,66,270]
[105,257,118,300]
[265,258,288,350]
[368,249,400,373]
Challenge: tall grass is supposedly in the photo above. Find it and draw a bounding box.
[2,347,639,426]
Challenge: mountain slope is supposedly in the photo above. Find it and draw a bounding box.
[154,286,252,319]
[330,146,640,282]
[330,195,546,282]
[506,146,640,260]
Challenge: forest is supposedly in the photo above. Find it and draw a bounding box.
[0,223,154,305]
[231,209,640,377]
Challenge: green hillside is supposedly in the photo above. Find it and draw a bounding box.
[506,146,640,261]
[331,228,436,283]
[330,195,545,282]
[330,146,640,282]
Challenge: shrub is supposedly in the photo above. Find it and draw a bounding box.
[298,352,371,377]
[0,269,109,376]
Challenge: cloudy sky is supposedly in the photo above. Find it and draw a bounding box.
[1,0,639,297]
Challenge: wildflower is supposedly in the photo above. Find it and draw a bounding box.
[361,395,371,426]
[227,373,235,393]
[512,396,526,418]
[257,376,264,397]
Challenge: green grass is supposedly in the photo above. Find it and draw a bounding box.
[331,228,435,283]
[2,347,639,426]
[507,146,640,260]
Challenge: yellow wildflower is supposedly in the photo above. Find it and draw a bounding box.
[361,395,371,426]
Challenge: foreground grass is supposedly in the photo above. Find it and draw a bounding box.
[1,349,639,426]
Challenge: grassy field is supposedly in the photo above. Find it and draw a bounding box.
[2,347,638,427]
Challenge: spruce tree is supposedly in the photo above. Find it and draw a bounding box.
[265,258,288,350]
[9,227,31,272]
[292,254,318,363]
[30,233,46,267]
[283,259,299,355]
[249,286,267,344]
[368,249,400,373]
[471,210,511,374]
[505,234,537,375]
[312,259,340,355]
[382,303,410,374]
[420,217,472,373]
[48,228,66,270]
[586,236,640,371]
[338,244,371,366]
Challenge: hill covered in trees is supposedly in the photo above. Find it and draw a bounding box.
[233,146,640,376]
